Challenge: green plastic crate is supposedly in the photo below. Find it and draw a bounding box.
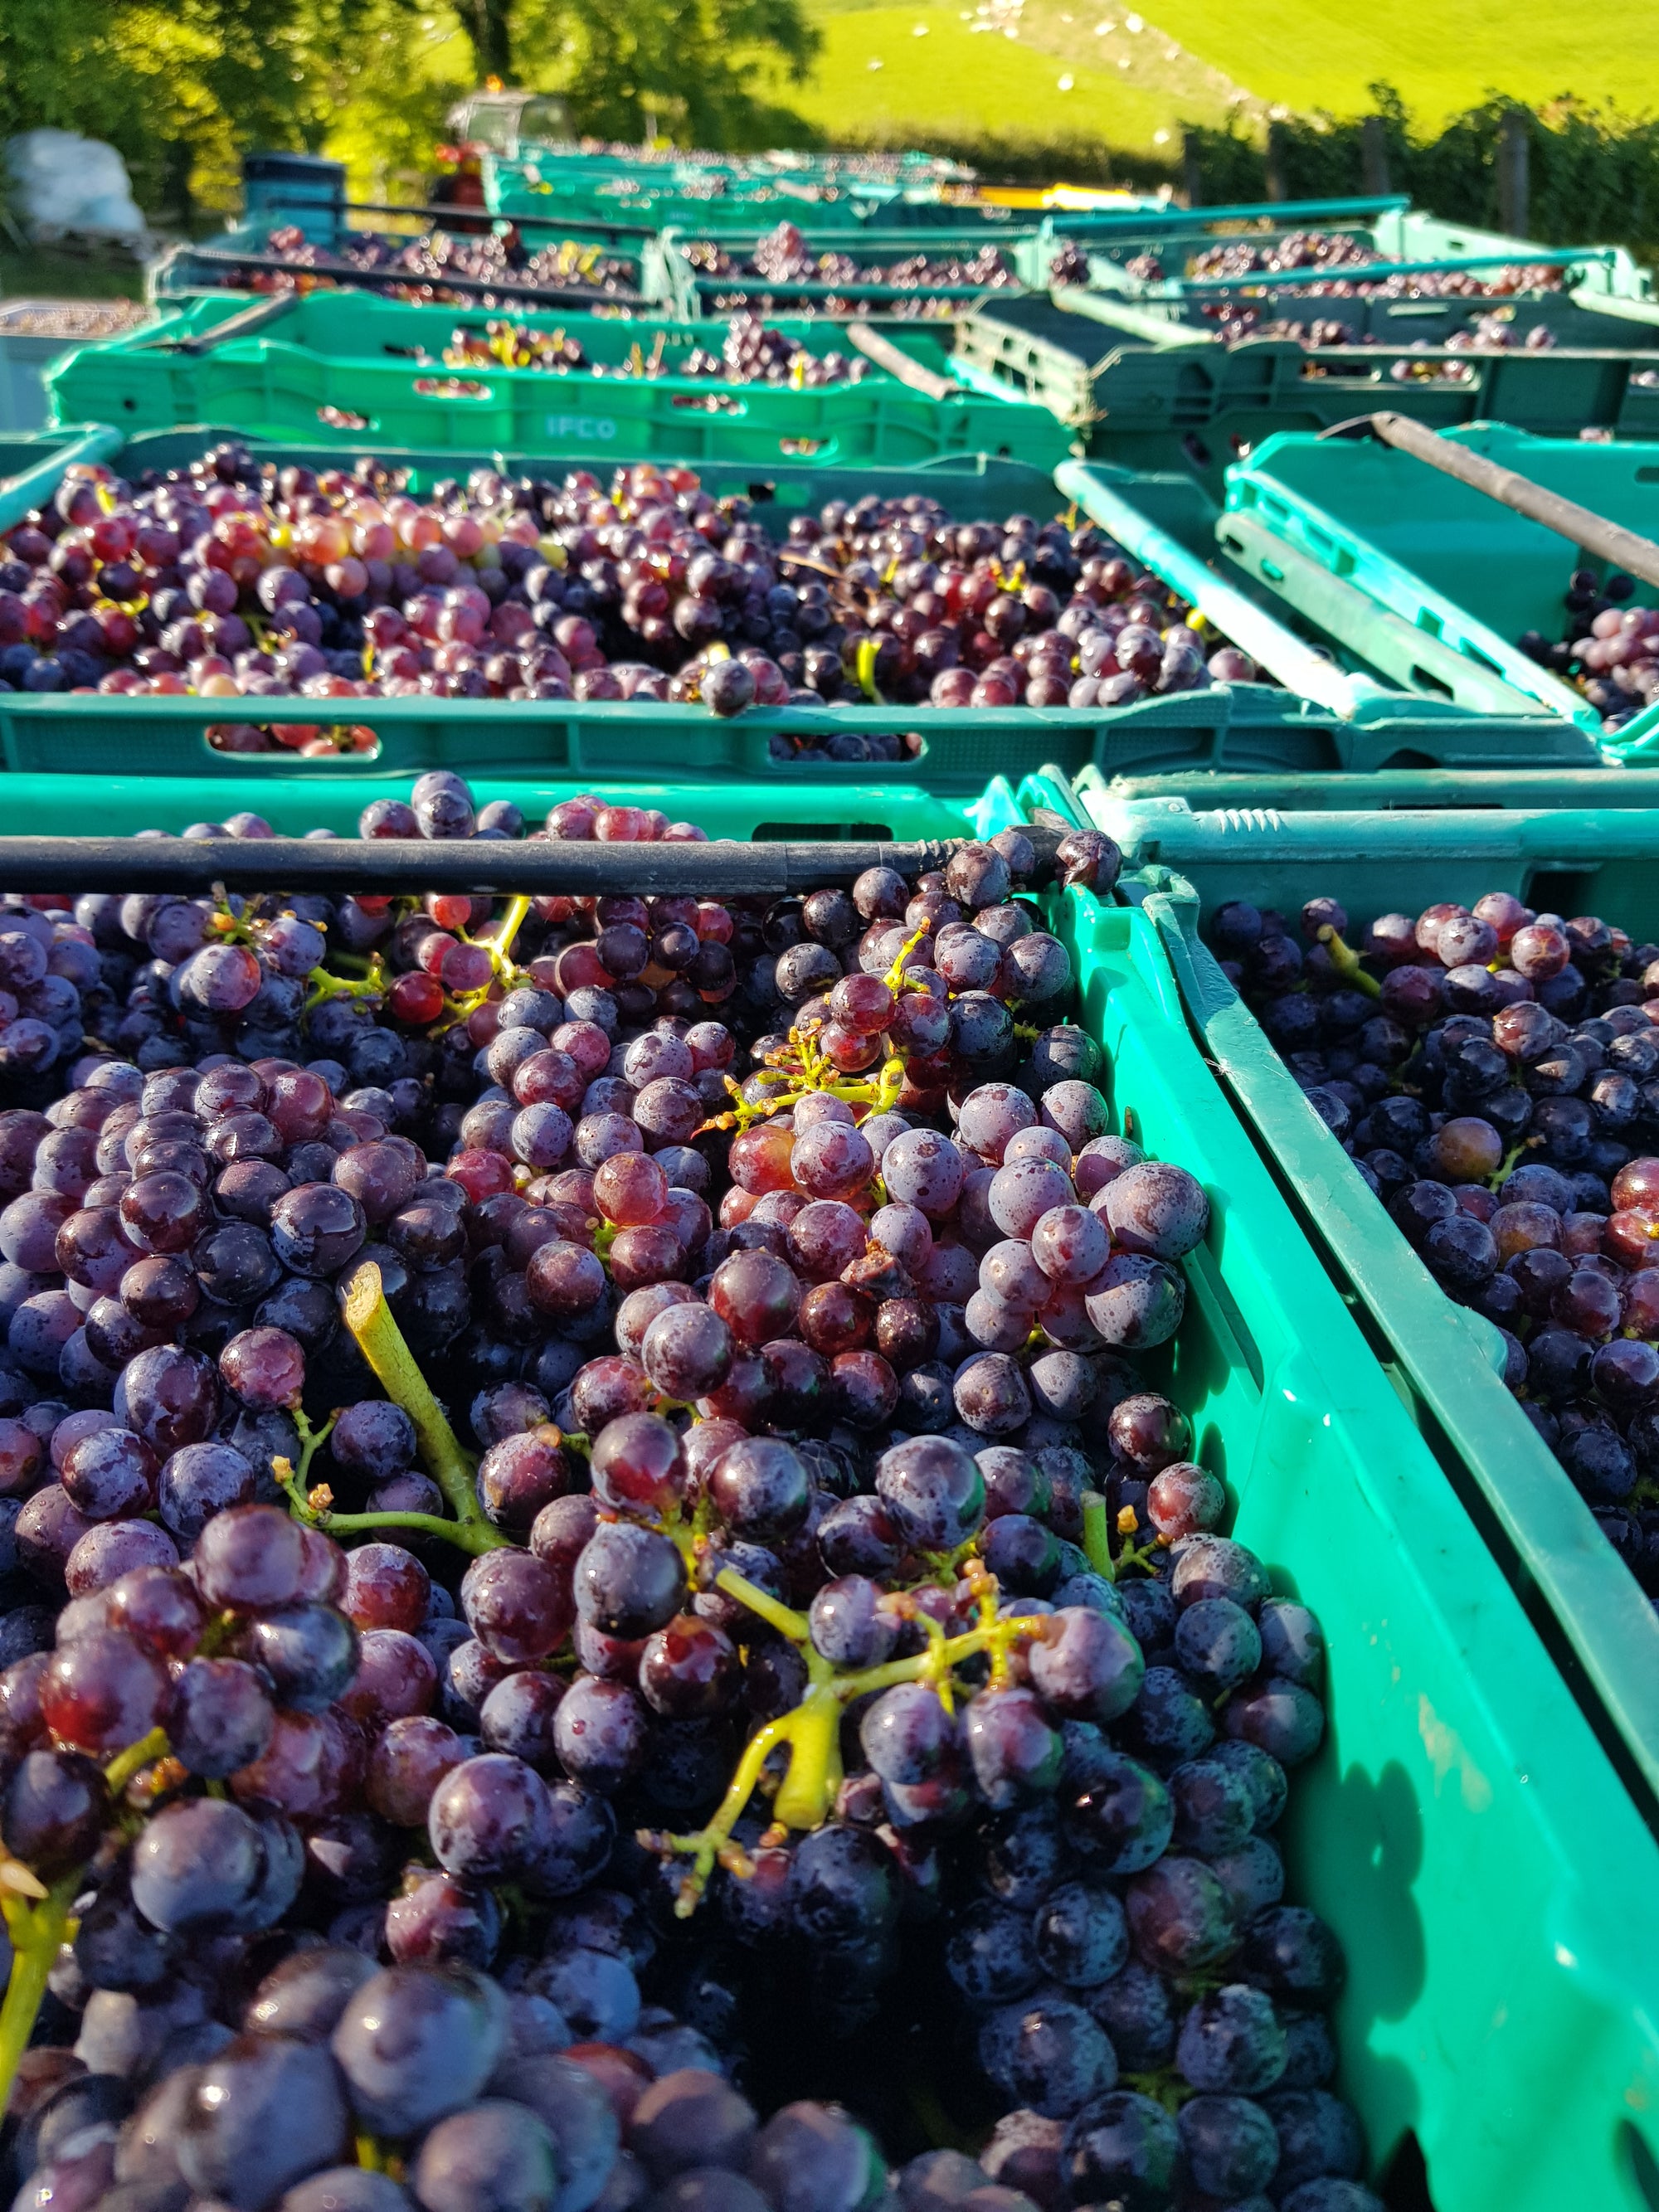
[2,767,985,840]
[0,424,123,523]
[2,426,1584,780]
[1219,422,1659,739]
[1094,272,1659,355]
[1078,783,1659,1800]
[47,292,1062,469]
[1030,812,1659,2212]
[1051,200,1652,306]
[954,293,1659,496]
[0,677,1525,785]
[647,224,1041,322]
[1085,766,1659,809]
[1058,455,1597,741]
[0,304,153,434]
[148,222,661,313]
[484,154,1023,236]
[15,761,1659,2205]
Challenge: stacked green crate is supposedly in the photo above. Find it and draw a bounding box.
[0,430,1589,780]
[0,763,1656,2211]
[46,294,1064,469]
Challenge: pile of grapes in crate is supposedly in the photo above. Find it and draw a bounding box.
[1048,226,1570,355]
[1518,566,1658,734]
[0,448,1269,763]
[440,314,873,389]
[0,777,1379,2212]
[680,223,1019,316]
[1063,228,1569,296]
[216,224,643,305]
[1201,307,1557,354]
[1214,882,1659,1610]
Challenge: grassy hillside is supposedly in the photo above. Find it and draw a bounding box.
[762,0,1247,155]
[1149,0,1659,131]
[775,0,1659,157]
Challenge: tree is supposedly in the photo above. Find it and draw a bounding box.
[0,0,819,226]
[0,0,402,213]
[460,0,818,148]
[325,0,820,193]
[452,0,512,82]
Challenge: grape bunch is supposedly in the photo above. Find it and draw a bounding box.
[1213,882,1659,1612]
[684,314,868,389]
[1048,242,1092,289]
[680,223,1018,318]
[762,495,1259,726]
[440,314,871,390]
[1208,314,1367,349]
[444,322,594,374]
[1203,305,1559,354]
[217,223,643,305]
[1187,233,1376,281]
[0,775,1383,2210]
[0,450,1265,759]
[1518,566,1655,734]
[1185,231,1564,299]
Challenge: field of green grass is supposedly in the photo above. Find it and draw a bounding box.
[761,0,1243,155]
[1149,0,1659,130]
[775,0,1659,154]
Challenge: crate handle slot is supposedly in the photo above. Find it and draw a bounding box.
[207,721,381,764]
[1407,664,1456,700]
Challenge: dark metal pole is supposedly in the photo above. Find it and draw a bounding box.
[0,830,1070,899]
[1360,116,1391,200]
[169,250,647,315]
[1498,109,1530,240]
[1370,411,1659,589]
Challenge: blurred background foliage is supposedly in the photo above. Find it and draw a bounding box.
[2,0,1659,265]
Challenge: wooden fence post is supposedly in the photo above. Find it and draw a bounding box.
[1361,114,1391,198]
[1264,120,1288,202]
[1182,129,1204,208]
[1499,107,1530,236]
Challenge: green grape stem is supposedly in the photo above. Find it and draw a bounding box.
[1122,2067,1199,2115]
[484,894,533,973]
[303,960,387,1016]
[274,1478,511,1556]
[270,1272,511,1554]
[643,1568,1054,1913]
[104,1726,172,1796]
[1315,926,1381,1000]
[342,1262,483,1526]
[0,1874,79,2113]
[1488,1135,1534,1192]
[0,1725,182,2111]
[1081,1490,1116,1580]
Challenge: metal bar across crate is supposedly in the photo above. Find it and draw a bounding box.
[337,200,662,239]
[1362,410,1659,588]
[0,829,1070,896]
[1056,192,1411,236]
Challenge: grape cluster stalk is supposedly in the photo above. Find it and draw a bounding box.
[0,778,1379,2212]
